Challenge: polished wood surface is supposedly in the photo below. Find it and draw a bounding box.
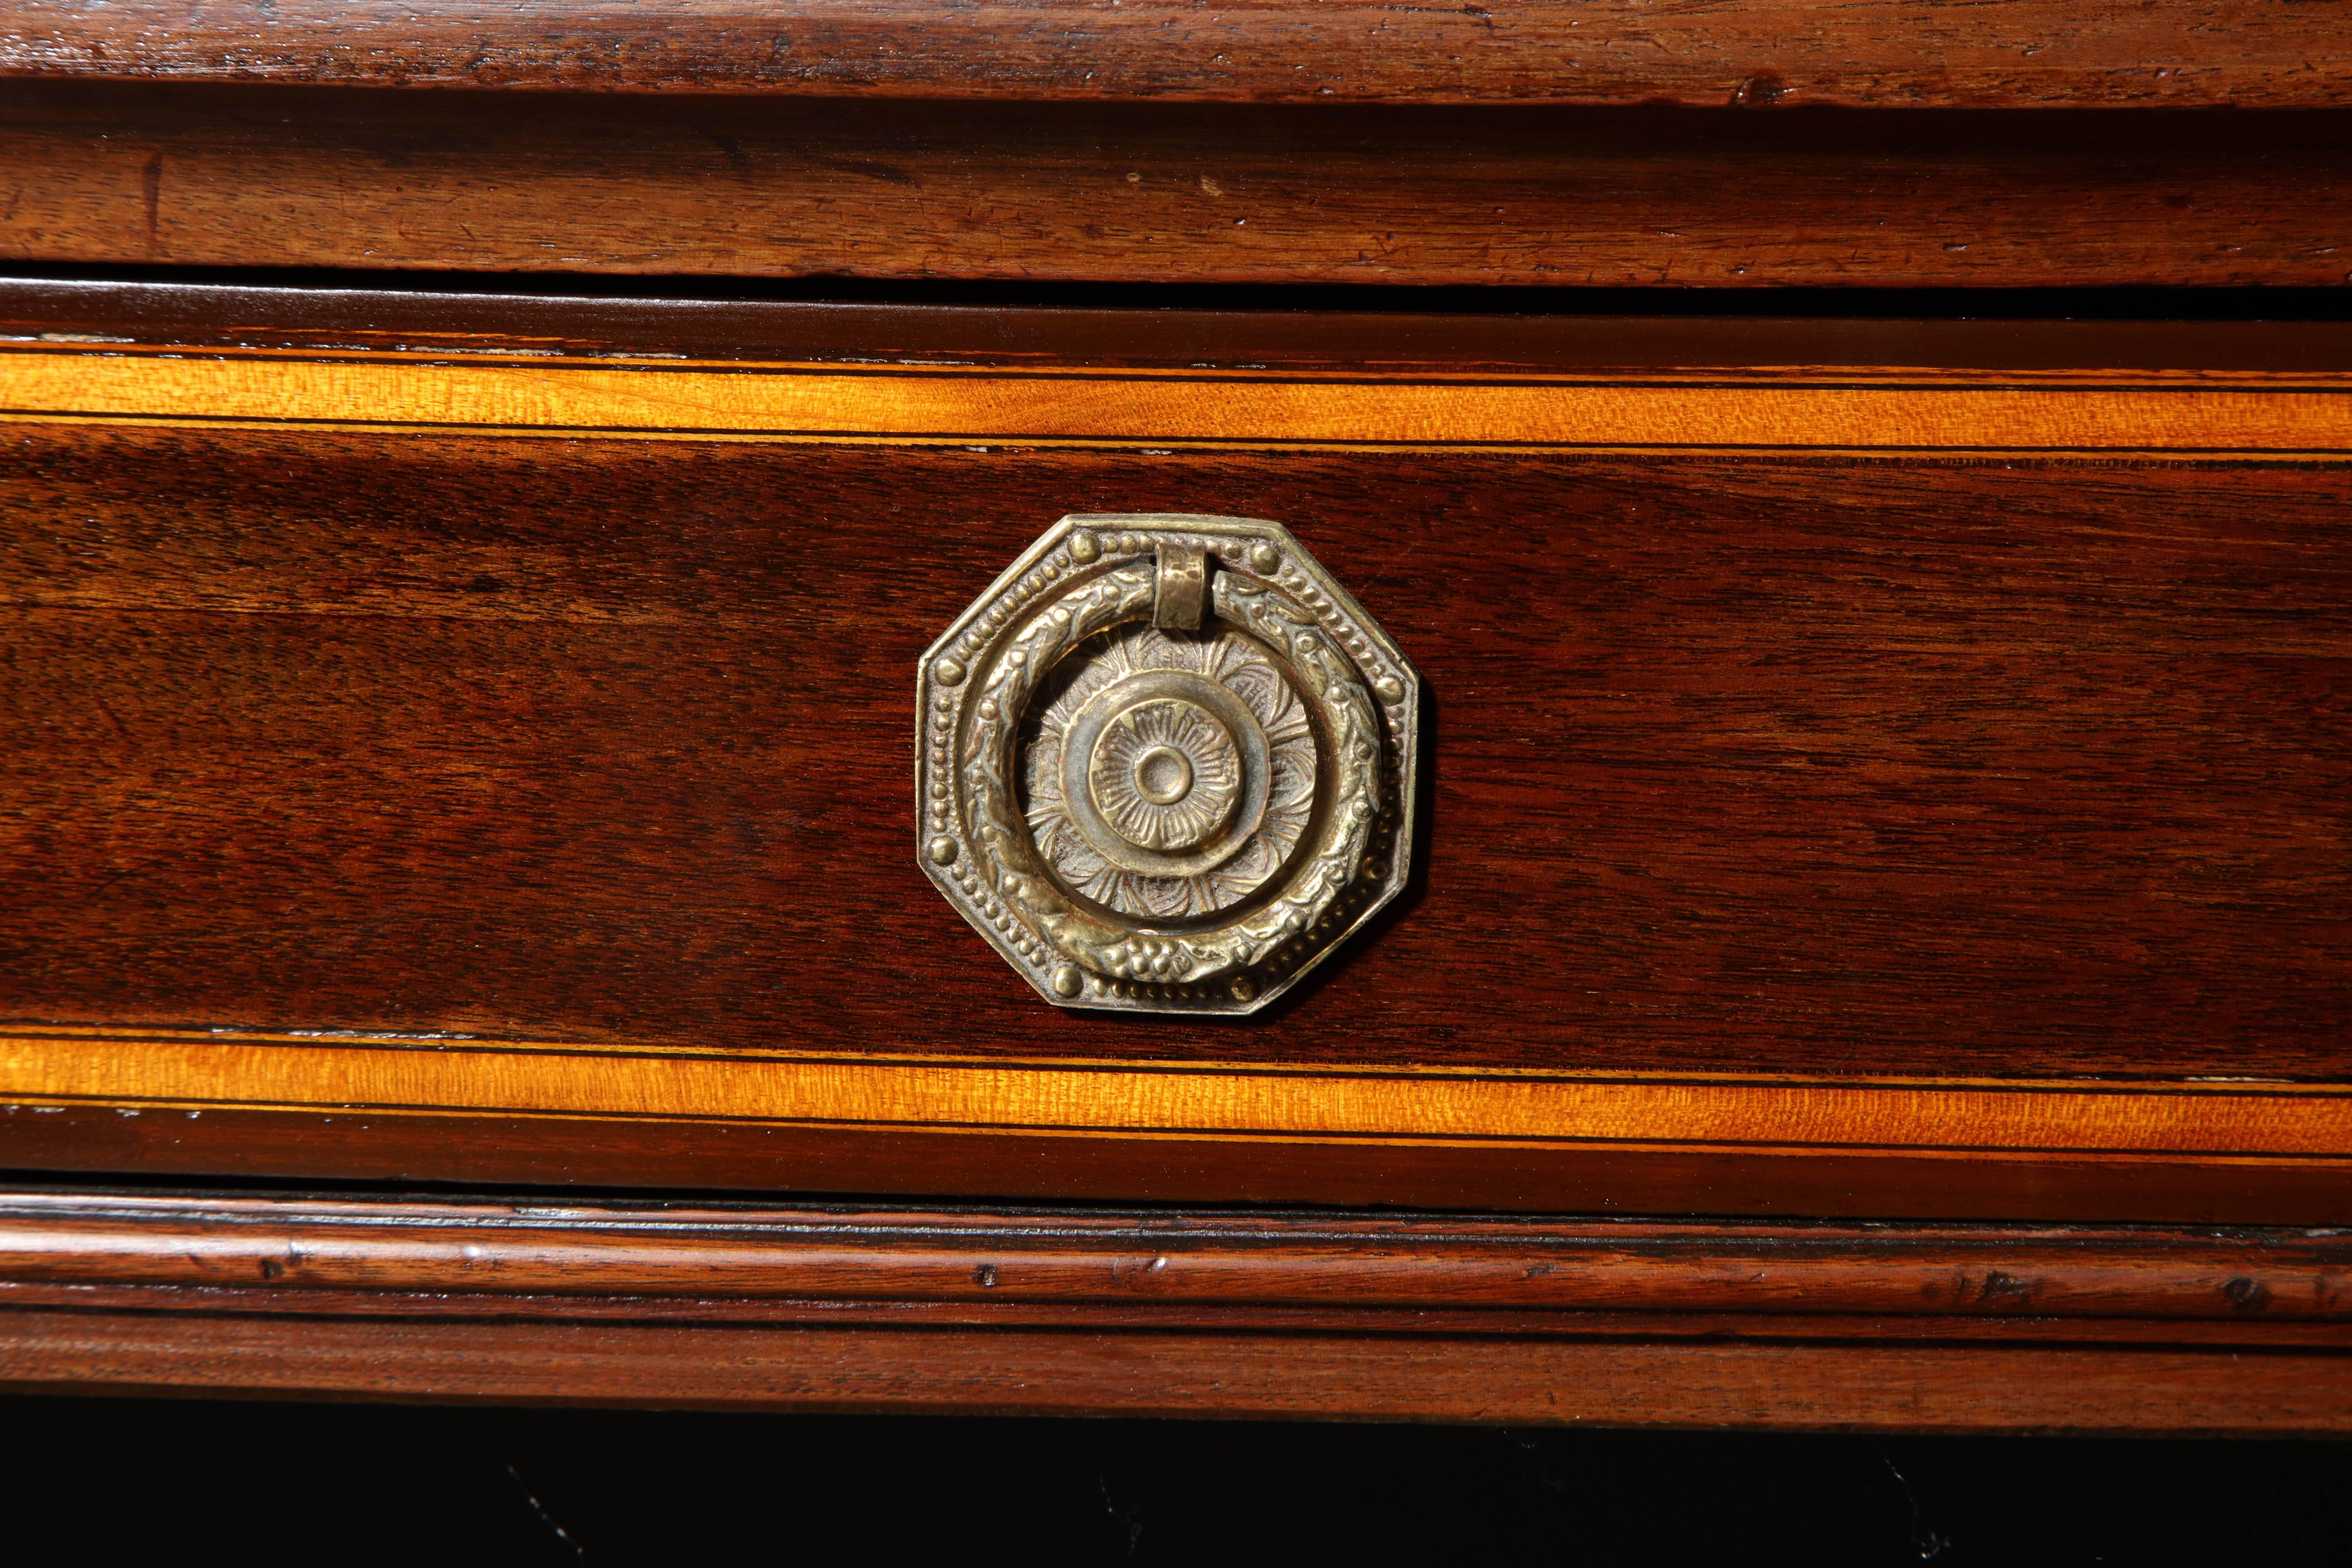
[5,1027,2350,1222]
[7,344,2351,454]
[1,1191,2345,1430]
[2,286,2349,1218]
[7,1192,2345,1328]
[13,1028,2352,1157]
[2,1,2346,107]
[13,1100,2352,1223]
[6,5,2348,1437]
[7,85,2352,289]
[6,435,2344,1091]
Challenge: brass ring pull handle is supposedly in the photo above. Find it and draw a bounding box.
[919,514,1419,1014]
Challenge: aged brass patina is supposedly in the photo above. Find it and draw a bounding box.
[918,514,1420,1014]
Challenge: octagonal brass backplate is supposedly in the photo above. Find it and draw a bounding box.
[917,514,1419,1014]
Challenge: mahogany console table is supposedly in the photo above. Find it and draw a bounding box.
[0,4,2346,1431]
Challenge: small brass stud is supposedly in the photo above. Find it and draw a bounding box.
[1229,976,1256,1002]
[934,657,966,686]
[1051,964,1084,997]
[1069,530,1101,564]
[1374,674,1405,704]
[1248,541,1280,573]
[927,836,960,866]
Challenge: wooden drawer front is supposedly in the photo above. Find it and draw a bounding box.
[3,284,2348,1220]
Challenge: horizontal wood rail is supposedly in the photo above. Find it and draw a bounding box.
[1,2,2344,107]
[2,1191,2347,1429]
[6,1192,2349,1325]
[9,89,2352,290]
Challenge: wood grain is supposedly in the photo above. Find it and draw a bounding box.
[1,1191,2346,1430]
[13,348,2352,452]
[12,1101,2352,1222]
[6,1192,2345,1327]
[9,347,2352,454]
[8,1026,2352,1158]
[4,296,2351,1215]
[6,84,2352,289]
[2,1,2348,107]
[3,416,2346,1083]
[7,1310,2349,1432]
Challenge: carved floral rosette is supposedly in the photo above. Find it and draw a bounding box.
[918,515,1419,1014]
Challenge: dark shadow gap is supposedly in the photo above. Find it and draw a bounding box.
[6,262,2352,322]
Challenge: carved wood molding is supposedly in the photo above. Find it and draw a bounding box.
[2,1190,2347,1429]
[8,1189,2349,1328]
